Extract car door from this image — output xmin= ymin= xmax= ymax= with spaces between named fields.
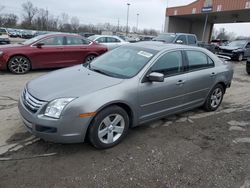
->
xmin=106 ymin=37 xmax=121 ymax=50
xmin=183 ymin=50 xmax=216 ymax=107
xmin=64 ymin=36 xmax=91 ymax=66
xmin=244 ymin=42 xmax=250 ymax=58
xmin=138 ymin=50 xmax=187 ymax=123
xmin=31 ymin=36 xmax=66 ymax=68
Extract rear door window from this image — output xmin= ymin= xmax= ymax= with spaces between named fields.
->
xmin=40 ymin=36 xmax=64 ymax=46
xmin=66 ymin=36 xmax=90 ymax=45
xmin=107 ymin=37 xmax=120 ymax=43
xmin=186 ymin=50 xmax=214 ymax=71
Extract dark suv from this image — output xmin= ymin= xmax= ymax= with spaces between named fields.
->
xmin=152 ymin=33 xmax=198 ymax=46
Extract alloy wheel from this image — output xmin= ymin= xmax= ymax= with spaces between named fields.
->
xmin=9 ymin=56 xmax=30 ymax=74
xmin=98 ymin=114 xmax=125 ymax=144
xmin=210 ymin=88 xmax=223 ymax=108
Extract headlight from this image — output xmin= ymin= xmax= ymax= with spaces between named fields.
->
xmin=45 ymin=98 xmax=75 ymax=119
xmin=232 ymin=49 xmax=241 ymax=53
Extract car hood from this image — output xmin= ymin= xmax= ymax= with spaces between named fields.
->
xmin=27 ymin=65 xmax=124 ymax=101
xmin=219 ymin=46 xmax=242 ymax=51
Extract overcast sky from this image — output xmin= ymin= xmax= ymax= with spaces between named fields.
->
xmin=1 ymin=0 xmax=250 ymax=36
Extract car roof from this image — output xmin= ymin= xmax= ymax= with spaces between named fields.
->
xmin=126 ymin=41 xmax=201 ymax=52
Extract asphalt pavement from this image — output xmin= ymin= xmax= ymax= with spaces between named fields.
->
xmin=0 ymin=62 xmax=250 ymax=188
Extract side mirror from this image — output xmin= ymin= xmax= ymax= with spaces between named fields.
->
xmin=34 ymin=42 xmax=45 ymax=48
xmin=176 ymin=40 xmax=183 ymax=44
xmin=147 ymin=72 xmax=164 ymax=82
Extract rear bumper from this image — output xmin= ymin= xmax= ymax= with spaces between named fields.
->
xmin=18 ymin=95 xmax=92 ymax=143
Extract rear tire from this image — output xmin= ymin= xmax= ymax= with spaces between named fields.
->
xmin=8 ymin=56 xmax=31 ymax=74
xmin=203 ymin=84 xmax=224 ymax=112
xmin=88 ymin=105 xmax=129 ymax=149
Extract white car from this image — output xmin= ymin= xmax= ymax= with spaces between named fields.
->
xmin=88 ymin=35 xmax=129 ymax=50
xmin=0 ymin=28 xmax=10 ymax=45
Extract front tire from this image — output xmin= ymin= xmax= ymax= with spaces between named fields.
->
xmin=8 ymin=56 xmax=31 ymax=74
xmin=204 ymin=84 xmax=224 ymax=111
xmin=237 ymin=53 xmax=243 ymax=61
xmin=88 ymin=105 xmax=129 ymax=149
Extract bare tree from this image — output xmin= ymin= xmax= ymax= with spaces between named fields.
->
xmin=71 ymin=16 xmax=79 ymax=32
xmin=21 ymin=1 xmax=38 ymax=28
xmin=0 ymin=13 xmax=18 ymax=27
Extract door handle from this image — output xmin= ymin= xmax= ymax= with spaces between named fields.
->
xmin=176 ymin=80 xmax=185 ymax=85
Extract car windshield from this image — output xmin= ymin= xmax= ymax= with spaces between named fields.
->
xmin=152 ymin=33 xmax=176 ymax=43
xmin=90 ymin=46 xmax=157 ymax=78
xmin=227 ymin=41 xmax=246 ymax=48
xmin=22 ymin=35 xmax=45 ymax=45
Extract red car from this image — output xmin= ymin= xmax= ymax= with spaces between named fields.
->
xmin=0 ymin=33 xmax=107 ymax=74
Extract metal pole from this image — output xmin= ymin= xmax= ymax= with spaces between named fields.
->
xmin=126 ymin=3 xmax=130 ymax=36
xmin=136 ymin=13 xmax=139 ymax=33
xmin=202 ymin=14 xmax=208 ymax=42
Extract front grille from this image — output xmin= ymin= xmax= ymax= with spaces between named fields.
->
xmin=22 ymin=89 xmax=45 ymax=113
xmin=220 ymin=49 xmax=233 ymax=54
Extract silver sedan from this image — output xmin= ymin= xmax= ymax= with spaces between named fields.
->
xmin=88 ymin=35 xmax=129 ymax=50
xmin=18 ymin=42 xmax=234 ymax=149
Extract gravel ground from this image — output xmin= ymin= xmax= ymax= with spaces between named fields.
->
xmin=0 ymin=62 xmax=250 ymax=188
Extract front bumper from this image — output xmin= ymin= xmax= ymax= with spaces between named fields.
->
xmin=218 ymin=51 xmax=240 ymax=59
xmin=18 ymin=95 xmax=92 ymax=143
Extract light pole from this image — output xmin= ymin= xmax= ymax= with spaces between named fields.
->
xmin=136 ymin=13 xmax=139 ymax=33
xmin=126 ymin=3 xmax=130 ymax=36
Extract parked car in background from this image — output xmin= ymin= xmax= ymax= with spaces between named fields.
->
xmin=153 ymin=33 xmax=198 ymax=46
xmin=88 ymin=35 xmax=129 ymax=50
xmin=218 ymin=40 xmax=250 ymax=61
xmin=198 ymin=41 xmax=216 ymax=53
xmin=7 ymin=29 xmax=18 ymax=38
xmin=211 ymin=39 xmax=229 ymax=49
xmin=34 ymin=31 xmax=49 ymax=37
xmin=0 ymin=28 xmax=10 ymax=45
xmin=21 ymin=30 xmax=34 ymax=39
xmin=18 ymin=42 xmax=233 ymax=149
xmin=247 ymin=58 xmax=250 ymax=75
xmin=0 ymin=33 xmax=107 ymax=74
xmin=140 ymin=36 xmax=154 ymax=41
